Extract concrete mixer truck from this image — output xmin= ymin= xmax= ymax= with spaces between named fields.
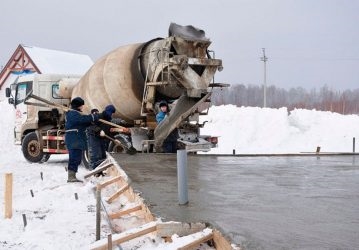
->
xmin=5 ymin=23 xmax=226 ymax=164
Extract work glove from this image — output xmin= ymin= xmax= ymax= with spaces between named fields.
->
xmin=100 ymin=130 xmax=106 ymax=137
xmin=93 ymin=126 xmax=101 ymax=133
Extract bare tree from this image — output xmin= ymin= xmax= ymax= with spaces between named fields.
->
xmin=211 ymin=84 xmax=359 ymax=115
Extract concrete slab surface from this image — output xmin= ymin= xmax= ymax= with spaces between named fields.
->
xmin=112 ymin=153 xmax=359 ymax=249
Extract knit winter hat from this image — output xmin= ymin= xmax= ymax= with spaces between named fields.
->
xmin=159 ymin=101 xmax=168 ymax=108
xmin=91 ymin=108 xmax=99 ymax=114
xmin=105 ymin=105 xmax=116 ymax=114
xmin=70 ymin=97 xmax=85 ymax=109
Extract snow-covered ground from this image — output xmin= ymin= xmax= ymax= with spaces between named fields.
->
xmin=0 ymin=98 xmax=218 ymax=249
xmin=1 ymin=96 xmax=359 ymax=249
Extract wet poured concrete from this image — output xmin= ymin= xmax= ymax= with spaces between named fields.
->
xmin=112 ymin=154 xmax=359 ymax=249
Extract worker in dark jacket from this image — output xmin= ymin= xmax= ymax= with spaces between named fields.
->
xmin=87 ymin=105 xmax=116 ymax=170
xmin=65 ymin=97 xmax=98 ymax=182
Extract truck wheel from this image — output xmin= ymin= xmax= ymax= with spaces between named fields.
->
xmin=108 ymin=141 xmax=125 ymax=153
xmin=82 ymin=149 xmax=90 ymax=169
xmin=22 ymin=132 xmax=45 ymax=163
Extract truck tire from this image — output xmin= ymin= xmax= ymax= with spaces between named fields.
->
xmin=108 ymin=141 xmax=125 ymax=153
xmin=22 ymin=132 xmax=45 ymax=163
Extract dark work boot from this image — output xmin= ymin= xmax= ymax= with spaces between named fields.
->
xmin=94 ymin=171 xmax=105 ymax=177
xmin=67 ymin=170 xmax=83 ymax=183
xmin=127 ymin=146 xmax=137 ymax=155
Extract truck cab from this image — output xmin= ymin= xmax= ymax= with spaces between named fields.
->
xmin=6 ymin=74 xmax=81 ymax=162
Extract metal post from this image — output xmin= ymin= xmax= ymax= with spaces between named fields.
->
xmin=261 ymin=48 xmax=268 ymax=108
xmin=353 ymin=137 xmax=356 ymax=153
xmin=96 ymin=188 xmax=101 ymax=241
xmin=177 ymin=150 xmax=188 ymax=205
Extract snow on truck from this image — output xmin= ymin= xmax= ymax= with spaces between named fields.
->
xmin=5 ymin=23 xmax=227 ymax=164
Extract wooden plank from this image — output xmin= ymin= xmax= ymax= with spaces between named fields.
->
xmin=177 ymin=232 xmax=214 ymax=250
xmin=140 ymin=204 xmax=155 ymax=222
xmin=4 ymin=173 xmax=13 ymax=218
xmin=84 ymin=163 xmax=113 ymax=179
xmin=106 ymin=184 xmax=129 ymax=203
xmin=125 ymin=186 xmax=136 ymax=202
xmin=90 ymin=221 xmax=157 ymax=250
xmin=108 ymin=205 xmax=142 ymax=219
xmin=213 ymin=229 xmax=236 ymax=250
xmin=157 ymin=222 xmax=206 ymax=237
xmin=97 ymin=175 xmax=123 ymax=190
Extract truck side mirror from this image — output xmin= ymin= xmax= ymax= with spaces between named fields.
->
xmin=5 ymin=88 xmax=11 ymax=97
xmin=8 ymin=98 xmax=14 ymax=105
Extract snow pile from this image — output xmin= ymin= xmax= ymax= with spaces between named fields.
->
xmin=200 ymin=105 xmax=359 ymax=154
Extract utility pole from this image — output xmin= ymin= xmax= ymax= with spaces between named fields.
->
xmin=261 ymin=48 xmax=268 ymax=108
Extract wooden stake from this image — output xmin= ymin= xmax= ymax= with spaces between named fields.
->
xmin=316 ymin=146 xmax=321 ymax=154
xmin=40 ymin=172 xmax=43 ymax=180
xmin=30 ymin=190 xmax=34 ymax=197
xmin=4 ymin=173 xmax=13 ymax=219
xmin=74 ymin=193 xmax=78 ymax=200
xmin=22 ymin=214 xmax=27 ymax=227
xmin=107 ymin=234 xmax=112 ymax=250
xmin=96 ymin=188 xmax=101 ymax=241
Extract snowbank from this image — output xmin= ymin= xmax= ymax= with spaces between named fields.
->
xmin=200 ymin=105 xmax=359 ymax=154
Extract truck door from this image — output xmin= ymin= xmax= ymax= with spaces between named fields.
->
xmin=14 ymin=81 xmax=32 ymax=143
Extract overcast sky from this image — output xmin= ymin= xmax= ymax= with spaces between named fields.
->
xmin=1 ymin=0 xmax=358 ymax=90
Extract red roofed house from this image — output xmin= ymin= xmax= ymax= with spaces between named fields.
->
xmin=0 ymin=44 xmax=93 ymax=93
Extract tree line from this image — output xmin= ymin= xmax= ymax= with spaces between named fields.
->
xmin=210 ymin=84 xmax=359 ymax=115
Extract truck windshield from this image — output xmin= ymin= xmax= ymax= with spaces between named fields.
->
xmin=15 ymin=81 xmax=32 ymax=105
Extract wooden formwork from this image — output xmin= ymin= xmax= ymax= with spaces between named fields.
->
xmin=86 ymin=158 xmax=239 ymax=250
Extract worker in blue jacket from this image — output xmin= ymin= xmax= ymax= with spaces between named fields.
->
xmin=65 ymin=97 xmax=98 ymax=182
xmin=87 ymin=105 xmax=116 ymax=170
xmin=156 ymin=101 xmax=178 ymax=153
